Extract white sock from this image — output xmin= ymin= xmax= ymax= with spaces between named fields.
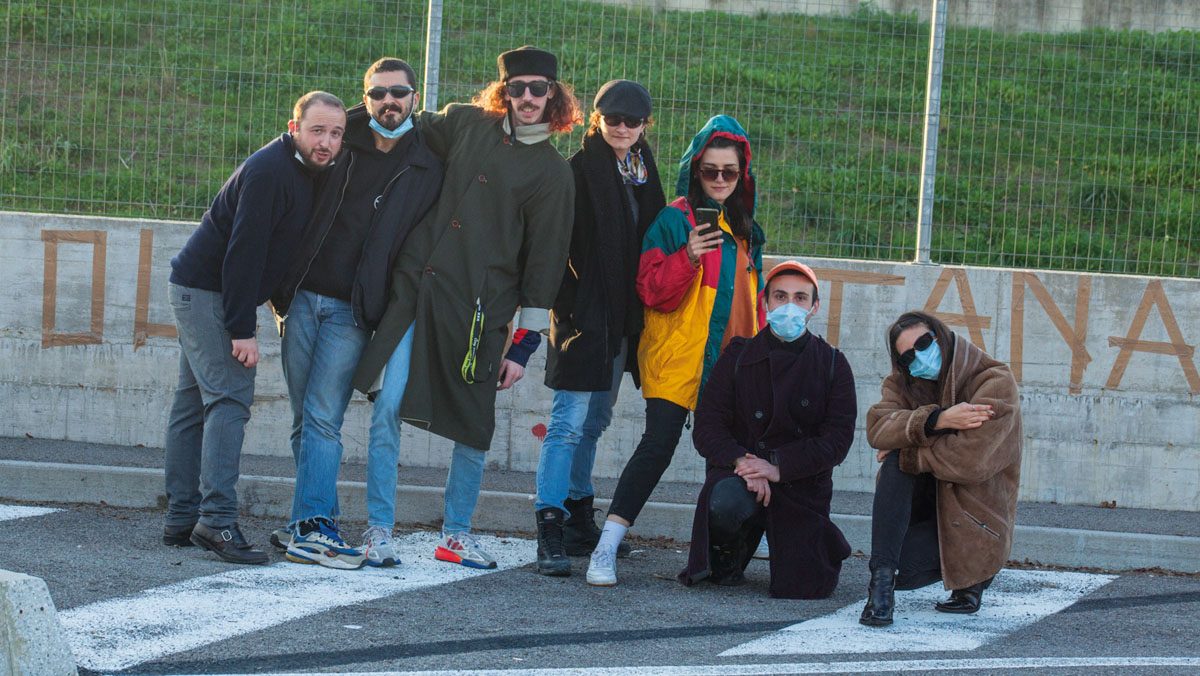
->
xmin=597 ymin=520 xmax=628 ymax=553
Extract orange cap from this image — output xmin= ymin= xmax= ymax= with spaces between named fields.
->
xmin=764 ymin=260 xmax=818 ymax=290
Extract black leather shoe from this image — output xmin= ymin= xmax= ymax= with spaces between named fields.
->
xmin=162 ymin=523 xmax=195 ymax=547
xmin=562 ymin=496 xmax=631 ymax=558
xmin=935 ymin=578 xmax=991 ymax=614
xmin=860 ymin=567 xmax=897 ymax=626
xmin=536 ymin=508 xmax=572 ymax=576
xmin=709 ymin=542 xmax=747 ymax=586
xmin=189 ymin=522 xmax=268 ymax=565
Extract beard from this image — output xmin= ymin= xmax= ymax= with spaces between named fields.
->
xmin=373 ymin=104 xmax=407 ymax=130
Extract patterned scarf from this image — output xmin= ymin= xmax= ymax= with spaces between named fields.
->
xmin=616 ymin=148 xmax=648 ymax=185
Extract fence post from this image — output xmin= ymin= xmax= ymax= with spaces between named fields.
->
xmin=423 ymin=0 xmax=444 ymax=112
xmin=915 ymin=0 xmax=947 ymax=264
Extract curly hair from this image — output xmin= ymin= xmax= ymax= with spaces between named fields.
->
xmin=471 ymin=80 xmax=583 ymax=133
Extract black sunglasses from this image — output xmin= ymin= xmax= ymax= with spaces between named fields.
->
xmin=897 ymin=332 xmax=936 ymax=368
xmin=504 ymin=80 xmax=552 ymax=98
xmin=698 ymin=167 xmax=739 ymax=182
xmin=602 ymin=114 xmax=645 ymax=128
xmin=365 ymin=85 xmax=415 ymax=100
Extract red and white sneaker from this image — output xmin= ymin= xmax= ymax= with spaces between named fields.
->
xmin=434 ymin=531 xmax=497 ymax=569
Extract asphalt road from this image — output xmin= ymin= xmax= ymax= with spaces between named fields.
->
xmin=2 ymin=501 xmax=1198 ymax=675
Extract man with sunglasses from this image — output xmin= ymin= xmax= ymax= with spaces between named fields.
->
xmin=352 ymin=46 xmax=579 ymax=570
xmin=269 ymin=57 xmax=444 ymax=570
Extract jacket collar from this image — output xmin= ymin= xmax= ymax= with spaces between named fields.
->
xmin=340 ymin=103 xmax=435 ymax=169
xmin=501 ymin=115 xmax=552 ymax=144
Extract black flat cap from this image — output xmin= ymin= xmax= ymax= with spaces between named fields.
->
xmin=498 ymin=46 xmax=557 ymax=81
xmin=593 ymin=79 xmax=652 ymax=119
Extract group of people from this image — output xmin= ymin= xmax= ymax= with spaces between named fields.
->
xmin=162 ymin=45 xmax=1023 ymax=623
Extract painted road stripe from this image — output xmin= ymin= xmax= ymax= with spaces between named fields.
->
xmin=0 ymin=504 xmax=61 ymax=521
xmin=180 ymin=656 xmax=1200 ymax=676
xmin=721 ymin=569 xmax=1115 ymax=656
xmin=62 ymin=532 xmax=535 ymax=672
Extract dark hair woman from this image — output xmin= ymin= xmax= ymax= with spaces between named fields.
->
xmin=860 ymin=311 xmax=1022 ymax=626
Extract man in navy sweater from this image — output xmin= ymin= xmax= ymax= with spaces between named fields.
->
xmin=163 ymin=91 xmax=346 ymax=565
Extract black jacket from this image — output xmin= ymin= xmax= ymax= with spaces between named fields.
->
xmin=271 ymin=104 xmax=444 ymax=331
xmin=544 ymin=132 xmax=665 ymax=391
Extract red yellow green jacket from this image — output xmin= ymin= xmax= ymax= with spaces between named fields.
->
xmin=636 ymin=115 xmax=766 ymax=410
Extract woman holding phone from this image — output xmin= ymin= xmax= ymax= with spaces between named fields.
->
xmin=860 ymin=311 xmax=1022 ymax=626
xmin=587 ymin=114 xmax=765 ymax=586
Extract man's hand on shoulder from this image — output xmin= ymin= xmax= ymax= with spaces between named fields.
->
xmin=231 ymin=337 xmax=259 ymax=368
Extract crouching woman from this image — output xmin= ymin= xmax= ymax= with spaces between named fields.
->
xmin=860 ymin=311 xmax=1021 ymax=626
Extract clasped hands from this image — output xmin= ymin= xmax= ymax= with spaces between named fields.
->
xmin=734 ymin=453 xmax=780 ymax=506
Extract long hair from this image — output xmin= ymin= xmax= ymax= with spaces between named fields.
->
xmin=686 ymin=135 xmax=751 ymax=240
xmin=471 ymin=80 xmax=583 ymax=133
xmin=886 ymin=310 xmax=955 ymax=402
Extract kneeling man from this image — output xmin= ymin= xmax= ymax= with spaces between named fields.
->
xmin=678 ymin=261 xmax=857 ymax=598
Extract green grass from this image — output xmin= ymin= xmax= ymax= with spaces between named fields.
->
xmin=1 ymin=1 xmax=1197 ymax=277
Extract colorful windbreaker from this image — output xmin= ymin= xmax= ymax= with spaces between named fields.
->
xmin=635 ymin=115 xmax=766 ymax=410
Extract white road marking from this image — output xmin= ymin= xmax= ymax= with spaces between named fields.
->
xmin=721 ymin=569 xmax=1115 ymax=656
xmin=62 ymin=532 xmax=535 ymax=672
xmin=0 ymin=504 xmax=61 ymax=521
xmin=175 ymin=656 xmax=1200 ymax=676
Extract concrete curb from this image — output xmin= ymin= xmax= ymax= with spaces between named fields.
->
xmin=0 ymin=570 xmax=77 ymax=676
xmin=2 ymin=459 xmax=1198 ymax=574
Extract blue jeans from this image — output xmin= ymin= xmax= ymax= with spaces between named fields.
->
xmin=163 ymin=284 xmax=257 ymax=529
xmin=535 ymin=340 xmax=626 ymax=514
xmin=366 ymin=324 xmax=415 ymax=528
xmin=281 ymin=290 xmax=369 ymax=524
xmin=443 ymin=442 xmax=488 ymax=534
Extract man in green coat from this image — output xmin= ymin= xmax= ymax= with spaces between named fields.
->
xmin=353 ymin=46 xmax=580 ymax=569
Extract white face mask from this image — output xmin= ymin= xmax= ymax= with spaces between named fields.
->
xmin=767 ymin=302 xmax=811 ymax=342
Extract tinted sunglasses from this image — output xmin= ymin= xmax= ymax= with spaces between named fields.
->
xmin=365 ymin=85 xmax=415 ymax=100
xmin=602 ymin=114 xmax=645 ymax=128
xmin=504 ymin=80 xmax=552 ymax=98
xmin=897 ymin=331 xmax=936 ymax=368
xmin=698 ymin=167 xmax=739 ymax=182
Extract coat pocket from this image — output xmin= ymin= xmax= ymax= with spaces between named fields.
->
xmin=961 ymin=509 xmax=1002 ymax=540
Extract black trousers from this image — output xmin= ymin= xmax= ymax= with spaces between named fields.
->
xmin=608 ymin=398 xmax=689 ymax=525
xmin=869 ymin=452 xmax=943 ymax=590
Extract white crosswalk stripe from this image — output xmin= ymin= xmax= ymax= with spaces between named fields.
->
xmin=720 ymin=569 xmax=1116 ymax=656
xmin=61 ymin=532 xmax=536 ymax=672
xmin=0 ymin=504 xmax=61 ymax=521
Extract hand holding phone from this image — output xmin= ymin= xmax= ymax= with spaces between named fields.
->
xmin=694 ymin=207 xmax=721 ymax=237
xmin=686 ymin=207 xmax=724 ymax=265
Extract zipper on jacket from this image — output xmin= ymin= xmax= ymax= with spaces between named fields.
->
xmin=962 ymin=510 xmax=1002 ymax=539
xmin=350 ymin=165 xmax=413 ymax=328
xmin=285 ymin=152 xmax=356 ymax=321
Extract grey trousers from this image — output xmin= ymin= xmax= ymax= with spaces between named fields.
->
xmin=163 ymin=283 xmax=256 ymax=528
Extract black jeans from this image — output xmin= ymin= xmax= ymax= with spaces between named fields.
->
xmin=608 ymin=398 xmax=689 ymax=525
xmin=869 ymin=451 xmax=942 ymax=590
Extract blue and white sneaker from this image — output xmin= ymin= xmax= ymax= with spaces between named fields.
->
xmin=285 ymin=518 xmax=366 ymax=570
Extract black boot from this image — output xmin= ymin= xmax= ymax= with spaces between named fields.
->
xmin=562 ymin=496 xmax=630 ymax=558
xmin=935 ymin=577 xmax=991 ymax=614
xmin=709 ymin=542 xmax=747 ymax=586
xmin=535 ymin=508 xmax=571 ymax=576
xmin=860 ymin=567 xmax=897 ymax=626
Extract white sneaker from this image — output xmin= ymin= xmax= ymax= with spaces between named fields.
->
xmin=586 ymin=545 xmax=618 ymax=586
xmin=362 ymin=525 xmax=399 ymax=567
xmin=434 ymin=531 xmax=497 ymax=569
xmin=752 ymin=535 xmax=770 ymax=560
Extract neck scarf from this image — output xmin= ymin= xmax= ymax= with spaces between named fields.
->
xmin=617 ymin=148 xmax=648 ymax=185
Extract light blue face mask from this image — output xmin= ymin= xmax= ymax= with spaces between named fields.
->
xmin=908 ymin=339 xmax=942 ymax=380
xmin=766 ymin=302 xmax=812 ymax=342
xmin=369 ymin=113 xmax=413 ymax=139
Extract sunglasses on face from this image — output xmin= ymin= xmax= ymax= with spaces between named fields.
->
xmin=698 ymin=167 xmax=739 ymax=182
xmin=897 ymin=331 xmax=936 ymax=368
xmin=504 ymin=80 xmax=552 ymax=98
xmin=365 ymin=85 xmax=415 ymax=100
xmin=602 ymin=114 xmax=645 ymax=129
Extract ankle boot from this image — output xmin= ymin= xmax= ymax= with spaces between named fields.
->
xmin=709 ymin=541 xmax=747 ymax=586
xmin=563 ymin=496 xmax=630 ymax=557
xmin=859 ymin=567 xmax=897 ymax=626
xmin=535 ymin=508 xmax=571 ymax=576
xmin=935 ymin=577 xmax=991 ymax=614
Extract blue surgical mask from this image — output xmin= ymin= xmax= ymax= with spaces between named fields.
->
xmin=369 ymin=114 xmax=413 ymax=139
xmin=767 ymin=303 xmax=811 ymax=342
xmin=908 ymin=339 xmax=942 ymax=380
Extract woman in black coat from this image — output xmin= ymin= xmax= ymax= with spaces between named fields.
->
xmin=532 ymin=80 xmax=666 ymax=576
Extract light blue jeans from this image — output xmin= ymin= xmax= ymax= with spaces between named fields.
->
xmin=281 ymin=291 xmax=369 ymax=525
xmin=443 ymin=442 xmax=488 ymax=534
xmin=534 ymin=340 xmax=626 ymax=515
xmin=365 ymin=324 xmax=415 ymax=528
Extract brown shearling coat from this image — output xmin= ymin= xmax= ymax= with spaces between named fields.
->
xmin=865 ymin=333 xmax=1021 ymax=590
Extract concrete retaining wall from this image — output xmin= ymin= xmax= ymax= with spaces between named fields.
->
xmin=2 ymin=211 xmax=1197 ymax=510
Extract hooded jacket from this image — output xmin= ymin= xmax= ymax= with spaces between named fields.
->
xmin=635 ymin=115 xmax=766 ymax=410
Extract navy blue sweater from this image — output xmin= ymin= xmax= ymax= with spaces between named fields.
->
xmin=170 ymin=134 xmax=316 ymax=338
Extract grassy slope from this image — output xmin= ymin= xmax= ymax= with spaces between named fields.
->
xmin=1 ymin=1 xmax=1196 ymax=276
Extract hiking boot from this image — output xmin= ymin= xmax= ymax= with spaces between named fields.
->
xmin=563 ymin=496 xmax=630 ymax=558
xmin=189 ymin=522 xmax=268 ymax=565
xmin=268 ymin=526 xmax=293 ymax=551
xmin=285 ymin=517 xmax=366 ymax=570
xmin=434 ymin=531 xmax=497 ymax=569
xmin=162 ymin=523 xmax=195 ymax=547
xmin=586 ymin=544 xmax=618 ymax=587
xmin=535 ymin=508 xmax=571 ymax=577
xmin=361 ymin=525 xmax=399 ymax=568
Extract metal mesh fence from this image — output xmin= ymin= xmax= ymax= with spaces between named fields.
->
xmin=1 ymin=1 xmax=1197 ymax=277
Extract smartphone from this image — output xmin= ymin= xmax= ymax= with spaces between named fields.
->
xmin=695 ymin=208 xmax=721 ymax=237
